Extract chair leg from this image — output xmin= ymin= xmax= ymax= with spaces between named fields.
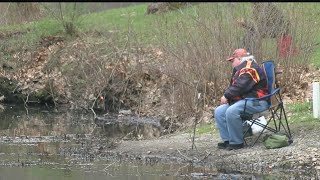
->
xmin=271 ymin=104 xmax=293 ymax=144
xmin=278 ymin=96 xmax=293 ymax=144
xmin=273 ymin=106 xmax=282 ymax=131
xmin=243 ymin=121 xmax=254 ymax=146
xmin=280 ymin=105 xmax=293 ymax=142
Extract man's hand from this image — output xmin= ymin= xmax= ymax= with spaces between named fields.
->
xmin=220 ymin=96 xmax=228 ymax=104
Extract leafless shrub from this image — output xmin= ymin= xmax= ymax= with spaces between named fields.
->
xmin=272 ymin=3 xmax=318 ymax=93
xmin=152 ymin=3 xmax=240 ymax=121
xmin=0 ymin=3 xmax=43 ymax=25
xmin=151 ymin=3 xmax=318 ymax=123
xmin=57 ymin=33 xmax=126 ymax=110
xmin=41 ymin=3 xmax=84 ymax=36
xmin=52 ymin=28 xmax=161 ymax=115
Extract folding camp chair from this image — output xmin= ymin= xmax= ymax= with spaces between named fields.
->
xmin=241 ymin=60 xmax=293 ymax=146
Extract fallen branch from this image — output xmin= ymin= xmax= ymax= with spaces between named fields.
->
xmin=103 ymin=161 xmax=117 ymax=172
xmin=0 ymin=104 xmax=4 ymax=110
xmin=196 ymin=150 xmax=212 ymax=163
xmin=22 ymin=93 xmax=30 ymax=115
xmin=0 ymin=95 xmax=4 ymax=102
xmin=176 ymin=148 xmax=197 ymax=162
xmin=173 ymin=163 xmax=190 ymax=176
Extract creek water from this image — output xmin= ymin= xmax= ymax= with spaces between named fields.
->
xmin=0 ymin=105 xmax=315 ymax=179
xmin=0 ymin=105 xmax=224 ymax=180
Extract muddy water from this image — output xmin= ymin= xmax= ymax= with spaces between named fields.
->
xmin=0 ymin=105 xmax=302 ymax=179
xmin=0 ymin=105 xmax=221 ymax=179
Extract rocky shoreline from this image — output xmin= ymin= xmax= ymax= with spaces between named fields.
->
xmin=97 ymin=129 xmax=320 ymax=178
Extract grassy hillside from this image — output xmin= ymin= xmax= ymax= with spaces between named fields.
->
xmin=1 ymin=3 xmax=320 ymax=66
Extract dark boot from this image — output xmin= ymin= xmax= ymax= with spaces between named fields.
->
xmin=226 ymin=143 xmax=244 ymax=150
xmin=217 ymin=141 xmax=229 ymax=149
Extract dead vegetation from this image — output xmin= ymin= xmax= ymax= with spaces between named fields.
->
xmin=146 ymin=2 xmax=191 ymax=15
xmin=0 ymin=3 xmax=319 ymax=132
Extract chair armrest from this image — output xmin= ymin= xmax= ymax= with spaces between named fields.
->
xmin=244 ymin=88 xmax=280 ymax=101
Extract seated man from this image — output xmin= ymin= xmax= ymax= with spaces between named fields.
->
xmin=214 ymin=48 xmax=269 ymax=150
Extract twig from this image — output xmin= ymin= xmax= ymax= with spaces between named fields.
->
xmin=90 ymin=107 xmax=97 ymax=119
xmin=136 ymin=88 xmax=142 ymax=138
xmin=196 ymin=150 xmax=211 ymax=163
xmin=173 ymin=163 xmax=190 ymax=176
xmin=48 ymin=78 xmax=57 ymax=107
xmin=0 ymin=95 xmax=4 ymax=102
xmin=40 ymin=3 xmax=60 ymax=21
xmin=192 ymin=82 xmax=201 ymax=150
xmin=168 ymin=83 xmax=175 ymax=133
xmin=176 ymin=148 xmax=197 ymax=162
xmin=103 ymin=161 xmax=117 ymax=172
xmin=121 ymin=129 xmax=136 ymax=140
xmin=71 ymin=3 xmax=77 ymax=23
xmin=88 ymin=25 xmax=131 ymax=117
xmin=58 ymin=3 xmax=64 ymax=24
xmin=0 ymin=3 xmax=11 ymax=25
xmin=12 ymin=84 xmax=20 ymax=93
xmin=22 ymin=93 xmax=29 ymax=115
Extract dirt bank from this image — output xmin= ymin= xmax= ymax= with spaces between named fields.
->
xmin=100 ymin=127 xmax=320 ymax=178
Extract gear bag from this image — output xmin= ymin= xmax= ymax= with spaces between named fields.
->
xmin=263 ymin=134 xmax=289 ymax=149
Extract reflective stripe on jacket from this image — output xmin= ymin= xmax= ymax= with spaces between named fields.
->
xmin=224 ymin=60 xmax=268 ymax=104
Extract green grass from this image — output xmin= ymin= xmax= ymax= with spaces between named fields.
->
xmin=186 ymin=121 xmax=217 ymax=136
xmin=194 ymin=123 xmax=214 ymax=135
xmin=287 ymin=101 xmax=311 ymax=113
xmin=0 ymin=3 xmax=252 ymax=47
xmin=77 ymin=4 xmax=149 ymax=32
xmin=311 ymin=47 xmax=320 ymax=68
xmin=30 ymin=18 xmax=64 ymax=37
xmin=1 ymin=3 xmax=320 ymax=65
xmin=286 ymin=102 xmax=320 ymax=131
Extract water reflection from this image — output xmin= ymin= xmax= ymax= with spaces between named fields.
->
xmin=0 ymin=105 xmax=186 ymax=179
xmin=0 ymin=105 xmax=317 ymax=179
xmin=0 ymin=105 xmax=241 ymax=179
xmin=0 ymin=162 xmax=257 ymax=180
xmin=0 ymin=165 xmax=175 ymax=180
xmin=0 ymin=105 xmax=95 ymax=137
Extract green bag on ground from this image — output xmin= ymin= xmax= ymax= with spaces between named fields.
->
xmin=263 ymin=134 xmax=289 ymax=149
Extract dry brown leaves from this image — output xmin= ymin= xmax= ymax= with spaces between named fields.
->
xmin=2 ymin=36 xmax=66 ymax=101
xmin=282 ymin=67 xmax=320 ymax=104
xmin=1 ymin=33 xmax=319 ymax=118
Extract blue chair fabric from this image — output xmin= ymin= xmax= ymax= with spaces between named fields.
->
xmin=241 ymin=61 xmax=293 ymax=146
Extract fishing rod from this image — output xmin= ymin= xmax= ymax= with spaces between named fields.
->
xmin=142 ymin=63 xmax=204 ymax=151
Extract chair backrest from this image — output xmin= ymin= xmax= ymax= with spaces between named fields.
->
xmin=261 ymin=61 xmax=276 ymax=107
